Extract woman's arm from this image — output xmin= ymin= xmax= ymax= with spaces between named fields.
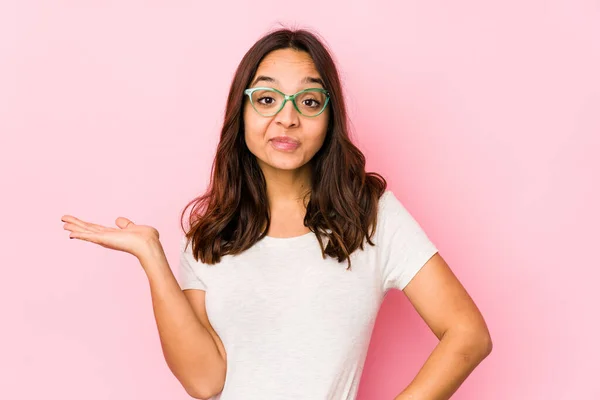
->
xmin=393 ymin=253 xmax=493 ymax=400
xmin=62 ymin=215 xmax=226 ymax=398
xmin=140 ymin=243 xmax=226 ymax=399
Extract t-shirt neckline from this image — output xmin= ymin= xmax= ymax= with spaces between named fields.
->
xmin=261 ymin=230 xmax=314 ymax=244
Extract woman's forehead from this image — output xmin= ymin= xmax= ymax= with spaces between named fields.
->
xmin=254 ymin=49 xmax=321 ymax=85
xmin=249 ymin=74 xmax=325 ymax=90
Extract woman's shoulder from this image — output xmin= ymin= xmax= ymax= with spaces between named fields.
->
xmin=377 ymin=189 xmax=403 ymax=215
xmin=375 ymin=189 xmax=424 ymax=232
xmin=179 ymin=235 xmax=191 ymax=253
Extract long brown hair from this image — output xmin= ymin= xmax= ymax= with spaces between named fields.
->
xmin=180 ymin=27 xmax=387 ymax=269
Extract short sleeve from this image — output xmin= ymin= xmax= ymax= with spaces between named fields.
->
xmin=177 ymin=236 xmax=207 ymax=291
xmin=377 ymin=191 xmax=438 ymax=292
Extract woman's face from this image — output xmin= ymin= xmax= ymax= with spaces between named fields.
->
xmin=243 ymin=48 xmax=330 ymax=173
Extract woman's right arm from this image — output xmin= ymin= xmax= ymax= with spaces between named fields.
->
xmin=140 ymin=243 xmax=226 ymax=399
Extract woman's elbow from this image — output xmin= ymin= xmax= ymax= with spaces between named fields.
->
xmin=182 ymin=369 xmax=225 ymax=399
xmin=480 ymin=331 xmax=493 ymax=357
xmin=470 ymin=327 xmax=493 ymax=359
xmin=450 ymin=324 xmax=493 ymax=360
xmin=185 ymin=381 xmax=223 ymax=400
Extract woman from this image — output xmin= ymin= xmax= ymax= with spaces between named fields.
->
xmin=62 ymin=28 xmax=492 ymax=400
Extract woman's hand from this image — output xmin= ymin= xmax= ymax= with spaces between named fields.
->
xmin=61 ymin=214 xmax=161 ymax=261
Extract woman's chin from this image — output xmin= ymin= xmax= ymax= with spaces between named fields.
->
xmin=270 ymin=162 xmax=304 ymax=171
xmin=263 ymin=156 xmax=307 ymax=172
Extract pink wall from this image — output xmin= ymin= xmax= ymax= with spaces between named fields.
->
xmin=2 ymin=1 xmax=598 ymax=399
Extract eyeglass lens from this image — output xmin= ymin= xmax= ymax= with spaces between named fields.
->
xmin=250 ymin=89 xmax=327 ymax=116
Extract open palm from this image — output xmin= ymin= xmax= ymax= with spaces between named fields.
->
xmin=61 ymin=215 xmax=160 ymax=259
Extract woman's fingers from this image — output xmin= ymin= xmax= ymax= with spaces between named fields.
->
xmin=61 ymin=215 xmax=109 ymax=232
xmin=69 ymin=230 xmax=97 ymax=242
xmin=115 ymin=217 xmax=135 ymax=230
xmin=68 ymin=230 xmax=115 ymax=251
xmin=66 ymin=225 xmax=117 ymax=248
xmin=62 ymin=215 xmax=160 ymax=258
xmin=63 ymin=222 xmax=106 ymax=245
xmin=63 ymin=222 xmax=89 ymax=234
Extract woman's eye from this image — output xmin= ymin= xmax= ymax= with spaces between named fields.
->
xmin=303 ymin=99 xmax=320 ymax=108
xmin=257 ymin=96 xmax=275 ymax=105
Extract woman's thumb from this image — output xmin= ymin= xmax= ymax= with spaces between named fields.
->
xmin=115 ymin=217 xmax=135 ymax=229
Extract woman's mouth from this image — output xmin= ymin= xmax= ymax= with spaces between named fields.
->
xmin=270 ymin=137 xmax=300 ymax=152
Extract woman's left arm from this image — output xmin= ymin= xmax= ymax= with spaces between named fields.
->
xmin=393 ymin=253 xmax=493 ymax=400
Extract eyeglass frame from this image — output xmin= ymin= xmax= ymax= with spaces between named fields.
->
xmin=243 ymin=86 xmax=331 ymax=118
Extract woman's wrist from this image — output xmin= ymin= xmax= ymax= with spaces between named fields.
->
xmin=137 ymin=239 xmax=168 ymax=272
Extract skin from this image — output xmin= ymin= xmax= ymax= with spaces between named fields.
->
xmin=61 ymin=47 xmax=492 ymax=399
xmin=393 ymin=254 xmax=493 ymax=399
xmin=243 ymin=48 xmax=330 ymax=238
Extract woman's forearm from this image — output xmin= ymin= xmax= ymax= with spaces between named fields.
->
xmin=394 ymin=327 xmax=492 ymax=400
xmin=139 ymin=243 xmax=225 ymax=399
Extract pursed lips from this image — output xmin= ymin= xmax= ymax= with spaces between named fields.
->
xmin=269 ymin=136 xmax=301 ymax=151
xmin=269 ymin=136 xmax=300 ymax=144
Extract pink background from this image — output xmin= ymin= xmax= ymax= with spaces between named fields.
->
xmin=2 ymin=1 xmax=599 ymax=399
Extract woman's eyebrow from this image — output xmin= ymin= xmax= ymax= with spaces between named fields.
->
xmin=250 ymin=75 xmax=325 ymax=87
xmin=302 ymin=76 xmax=325 ymax=87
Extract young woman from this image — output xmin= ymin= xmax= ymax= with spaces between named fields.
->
xmin=62 ymin=28 xmax=492 ymax=400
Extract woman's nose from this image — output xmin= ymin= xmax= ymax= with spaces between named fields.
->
xmin=274 ymin=100 xmax=299 ymax=128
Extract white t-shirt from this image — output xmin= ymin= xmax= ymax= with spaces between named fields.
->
xmin=177 ymin=190 xmax=438 ymax=400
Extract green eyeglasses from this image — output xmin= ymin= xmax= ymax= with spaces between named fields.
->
xmin=244 ymin=87 xmax=330 ymax=117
